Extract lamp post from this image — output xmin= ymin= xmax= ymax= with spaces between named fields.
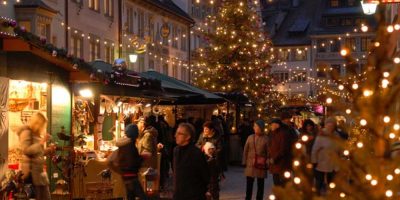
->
xmin=361 ymin=0 xmax=379 ymax=15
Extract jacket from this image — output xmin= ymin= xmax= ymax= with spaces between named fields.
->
xmin=115 ymin=137 xmax=142 ymax=176
xmin=173 ymin=144 xmax=210 ymax=200
xmin=18 ymin=126 xmax=49 ymax=186
xmin=242 ymin=134 xmax=268 ymax=178
xmin=137 ymin=126 xmax=158 ymax=170
xmin=311 ymin=134 xmax=340 ymax=173
xmin=268 ymin=127 xmax=293 ymax=174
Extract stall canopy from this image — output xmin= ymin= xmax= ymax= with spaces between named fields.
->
xmin=140 ymin=70 xmax=225 ymax=105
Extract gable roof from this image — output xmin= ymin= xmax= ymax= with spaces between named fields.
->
xmin=145 ymin=0 xmax=195 ymax=24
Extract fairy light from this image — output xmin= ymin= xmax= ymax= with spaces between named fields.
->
xmin=346 ymin=109 xmax=352 ymax=114
xmin=382 ymin=79 xmax=389 ymax=88
xmin=383 ymin=72 xmax=390 ymax=78
xmin=366 ymin=174 xmax=372 ymax=180
xmin=329 ymin=182 xmax=336 ymax=189
xmin=371 ymin=179 xmax=378 ymax=186
xmin=340 ymin=193 xmax=346 ymax=198
xmin=338 ymin=85 xmax=344 ymax=90
xmin=295 ymin=142 xmax=302 ymax=149
xmin=387 ymin=25 xmax=394 ymax=33
xmin=340 ymin=49 xmax=349 ymax=56
xmin=269 ymin=195 xmax=276 ymax=200
xmin=284 ymin=171 xmax=291 ymax=178
xmin=343 ymin=150 xmax=350 ymax=156
xmin=360 ymin=119 xmax=367 ymax=126
xmin=357 ymin=142 xmax=363 ymax=148
xmin=395 ymin=168 xmax=400 ymax=174
xmin=386 ymin=190 xmax=393 ymax=197
xmin=389 ymin=133 xmax=395 ymax=139
xmin=361 ymin=25 xmax=368 ymax=32
xmin=294 ymin=177 xmax=301 ymax=184
xmin=301 ymin=135 xmax=309 ymax=142
xmin=395 ymin=24 xmax=400 ymax=30
xmin=326 ymin=97 xmax=333 ymax=104
xmin=352 ymin=83 xmax=359 ymax=90
xmin=363 ymin=89 xmax=373 ymax=97
xmin=394 ymin=57 xmax=400 ymax=64
xmin=394 ymin=124 xmax=400 ymax=131
xmin=293 ymin=160 xmax=300 ymax=167
xmin=384 ymin=116 xmax=391 ymax=123
xmin=386 ymin=174 xmax=393 ymax=181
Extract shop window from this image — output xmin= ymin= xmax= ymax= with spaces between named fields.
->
xmin=70 ymin=34 xmax=83 ymax=58
xmin=7 ymin=80 xmax=48 ymax=165
xmin=104 ymin=0 xmax=113 ymax=17
xmin=126 ymin=7 xmax=134 ymax=34
xmin=163 ymin=63 xmax=169 ymax=75
xmin=326 ymin=17 xmax=339 ymax=27
xmin=88 ymin=0 xmax=99 ymax=11
xmin=37 ymin=22 xmax=50 ymax=42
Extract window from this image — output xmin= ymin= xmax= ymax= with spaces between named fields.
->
xmin=292 ymin=71 xmax=307 ymax=83
xmin=278 ymin=50 xmax=290 ymax=61
xmin=181 ymin=27 xmax=187 ymax=51
xmin=172 ymin=25 xmax=178 ymax=48
xmin=127 ymin=7 xmax=134 ymax=34
xmin=330 ymin=0 xmax=339 ymax=7
xmin=345 ymin=38 xmax=357 ymax=51
xmin=104 ymin=0 xmax=113 ymax=17
xmin=330 ymin=40 xmax=340 ymax=52
xmin=70 ymin=34 xmax=83 ymax=58
xmin=331 ymin=64 xmax=341 ymax=76
xmin=341 ymin=18 xmax=353 ymax=26
xmin=19 ymin=21 xmax=31 ymax=32
xmin=156 ymin=23 xmax=161 ymax=42
xmin=139 ymin=55 xmax=145 ymax=72
xmin=149 ymin=59 xmax=154 ymax=70
xmin=326 ymin=17 xmax=339 ymax=27
xmin=181 ymin=67 xmax=187 ymax=82
xmin=317 ymin=40 xmax=327 ymax=53
xmin=104 ymin=42 xmax=114 ymax=63
xmin=148 ymin=15 xmax=154 ymax=42
xmin=162 ymin=25 xmax=169 ymax=46
xmin=88 ymin=0 xmax=99 ymax=11
xmin=37 ymin=23 xmax=50 ymax=42
xmin=273 ymin=72 xmax=289 ymax=82
xmin=293 ymin=49 xmax=307 ymax=61
xmin=138 ymin=11 xmax=145 ymax=38
xmin=163 ymin=63 xmax=169 ymax=75
xmin=361 ymin=37 xmax=370 ymax=52
xmin=172 ymin=65 xmax=178 ymax=78
xmin=89 ymin=36 xmax=100 ymax=61
xmin=317 ymin=70 xmax=327 ymax=78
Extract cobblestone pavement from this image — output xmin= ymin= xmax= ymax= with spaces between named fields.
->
xmin=220 ymin=166 xmax=273 ymax=200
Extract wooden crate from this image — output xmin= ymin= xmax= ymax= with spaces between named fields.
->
xmin=85 ymin=182 xmax=113 ymax=200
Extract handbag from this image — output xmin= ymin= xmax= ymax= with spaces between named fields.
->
xmin=253 ymin=136 xmax=267 ymax=170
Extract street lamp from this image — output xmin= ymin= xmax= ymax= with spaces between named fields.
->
xmin=129 ymin=53 xmax=138 ymax=63
xmin=361 ymin=0 xmax=379 ymax=15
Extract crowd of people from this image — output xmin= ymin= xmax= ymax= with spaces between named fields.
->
xmin=17 ymin=111 xmax=348 ymax=200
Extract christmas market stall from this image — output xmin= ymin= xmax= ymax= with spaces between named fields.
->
xmin=71 ymin=60 xmax=165 ymax=199
xmin=0 ymin=22 xmax=92 ymax=199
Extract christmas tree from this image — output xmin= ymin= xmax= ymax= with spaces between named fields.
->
xmin=270 ymin=6 xmax=400 ymax=200
xmin=192 ymin=0 xmax=281 ymax=117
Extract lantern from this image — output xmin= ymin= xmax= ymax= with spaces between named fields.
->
xmin=143 ymin=168 xmax=158 ymax=196
xmin=361 ymin=0 xmax=379 ymax=15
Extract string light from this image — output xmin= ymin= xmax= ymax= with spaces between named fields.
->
xmin=360 ymin=119 xmax=367 ymax=126
xmin=294 ymin=177 xmax=301 ymax=184
xmin=371 ymin=179 xmax=378 ymax=186
xmin=363 ymin=89 xmax=373 ymax=97
xmin=384 ymin=116 xmax=391 ymax=123
xmin=357 ymin=142 xmax=363 ymax=148
xmin=346 ymin=109 xmax=352 ymax=114
xmin=389 ymin=133 xmax=395 ymax=139
xmin=394 ymin=124 xmax=400 ymax=131
xmin=387 ymin=174 xmax=393 ymax=181
xmin=386 ymin=190 xmax=393 ymax=197
xmin=366 ymin=174 xmax=372 ymax=180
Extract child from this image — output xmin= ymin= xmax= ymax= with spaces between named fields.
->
xmin=203 ymin=142 xmax=220 ymax=200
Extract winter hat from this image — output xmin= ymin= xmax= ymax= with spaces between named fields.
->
xmin=203 ymin=142 xmax=215 ymax=156
xmin=125 ymin=124 xmax=139 ymax=140
xmin=254 ymin=119 xmax=266 ymax=131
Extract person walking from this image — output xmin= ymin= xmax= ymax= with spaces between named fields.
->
xmin=311 ymin=117 xmax=340 ymax=195
xmin=299 ymin=119 xmax=318 ymax=156
xmin=203 ymin=142 xmax=220 ymax=200
xmin=242 ymin=120 xmax=268 ymax=200
xmin=18 ymin=112 xmax=55 ymax=200
xmin=173 ymin=123 xmax=210 ymax=200
xmin=196 ymin=121 xmax=222 ymax=163
xmin=115 ymin=124 xmax=147 ymax=200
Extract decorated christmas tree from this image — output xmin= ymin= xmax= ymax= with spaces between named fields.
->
xmin=192 ymin=0 xmax=281 ymax=117
xmin=270 ymin=6 xmax=400 ymax=200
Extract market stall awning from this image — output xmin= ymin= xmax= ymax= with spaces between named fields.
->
xmin=140 ymin=70 xmax=226 ymax=105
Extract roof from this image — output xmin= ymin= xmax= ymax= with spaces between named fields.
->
xmin=140 ymin=70 xmax=225 ymax=104
xmin=264 ymin=0 xmax=318 ymax=46
xmin=144 ymin=0 xmax=195 ymax=24
xmin=14 ymin=0 xmax=58 ymax=13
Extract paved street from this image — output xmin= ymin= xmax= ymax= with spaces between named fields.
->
xmin=220 ymin=166 xmax=273 ymax=200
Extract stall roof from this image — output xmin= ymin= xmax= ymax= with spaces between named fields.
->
xmin=140 ymin=70 xmax=225 ymax=104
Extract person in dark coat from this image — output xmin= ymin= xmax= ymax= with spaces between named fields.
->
xmin=299 ymin=119 xmax=318 ymax=156
xmin=115 ymin=124 xmax=147 ymax=200
xmin=196 ymin=121 xmax=222 ymax=164
xmin=268 ymin=118 xmax=292 ymax=187
xmin=173 ymin=123 xmax=210 ymax=200
xmin=203 ymin=142 xmax=220 ymax=200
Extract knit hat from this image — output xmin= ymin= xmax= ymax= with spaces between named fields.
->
xmin=254 ymin=119 xmax=266 ymax=131
xmin=125 ymin=124 xmax=139 ymax=140
xmin=203 ymin=142 xmax=215 ymax=157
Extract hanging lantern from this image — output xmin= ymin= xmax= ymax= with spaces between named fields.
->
xmin=142 ymin=168 xmax=158 ymax=196
xmin=361 ymin=0 xmax=379 ymax=15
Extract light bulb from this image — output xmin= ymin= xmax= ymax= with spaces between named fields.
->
xmin=386 ymin=190 xmax=393 ymax=197
xmin=343 ymin=150 xmax=350 ymax=156
xmin=269 ymin=195 xmax=276 ymax=200
xmin=395 ymin=168 xmax=400 ymax=174
xmin=389 ymin=133 xmax=395 ymax=139
xmin=340 ymin=193 xmax=346 ymax=198
xmin=326 ymin=97 xmax=333 ymax=104
xmin=394 ymin=124 xmax=400 ymax=130
xmin=294 ymin=177 xmax=301 ymax=184
xmin=382 ymin=79 xmax=389 ymax=88
xmin=363 ymin=89 xmax=373 ymax=97
xmin=361 ymin=25 xmax=368 ymax=32
xmin=374 ymin=42 xmax=380 ymax=47
xmin=394 ymin=57 xmax=400 ymax=64
xmin=384 ymin=116 xmax=391 ymax=123
xmin=329 ymin=182 xmax=336 ymax=189
xmin=284 ymin=171 xmax=291 ymax=178
xmin=360 ymin=119 xmax=367 ymax=126
xmin=366 ymin=174 xmax=372 ymax=180
xmin=357 ymin=142 xmax=363 ymax=148
xmin=301 ymin=135 xmax=309 ymax=142
xmin=293 ymin=160 xmax=300 ymax=167
xmin=387 ymin=25 xmax=394 ymax=33
xmin=338 ymin=85 xmax=344 ymax=90
xmin=395 ymin=24 xmax=400 ymax=30
xmin=352 ymin=83 xmax=359 ymax=90
xmin=346 ymin=109 xmax=351 ymax=114
xmin=295 ymin=143 xmax=302 ymax=149
xmin=340 ymin=49 xmax=348 ymax=56
xmin=371 ymin=179 xmax=378 ymax=186
xmin=383 ymin=72 xmax=390 ymax=77
xmin=387 ymin=174 xmax=393 ymax=181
